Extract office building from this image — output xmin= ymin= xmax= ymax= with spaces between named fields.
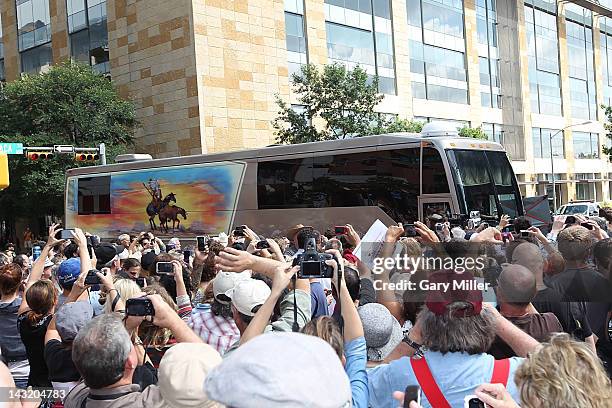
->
xmin=0 ymin=0 xmax=611 ymax=203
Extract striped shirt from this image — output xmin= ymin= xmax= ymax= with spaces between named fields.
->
xmin=187 ymin=305 xmax=240 ymax=355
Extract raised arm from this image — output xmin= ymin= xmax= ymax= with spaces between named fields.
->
xmin=19 ymin=224 xmax=63 ymax=315
xmin=484 ymin=303 xmax=539 ymax=357
xmin=240 ymin=264 xmax=298 ymax=345
xmin=215 ymin=247 xmax=284 ymax=279
xmin=147 ymin=294 xmax=202 ymax=343
xmin=327 ymin=249 xmax=364 ymax=342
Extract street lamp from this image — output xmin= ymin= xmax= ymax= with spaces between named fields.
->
xmin=549 ymin=120 xmax=594 ymax=213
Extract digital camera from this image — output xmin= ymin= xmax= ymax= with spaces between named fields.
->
xmin=293 ymin=237 xmax=335 ymax=279
xmin=125 ymin=298 xmax=155 ymax=317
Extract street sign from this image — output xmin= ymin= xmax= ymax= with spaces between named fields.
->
xmin=0 ymin=143 xmax=24 ymax=155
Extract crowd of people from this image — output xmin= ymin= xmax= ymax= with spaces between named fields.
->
xmin=0 ymin=210 xmax=610 ymax=408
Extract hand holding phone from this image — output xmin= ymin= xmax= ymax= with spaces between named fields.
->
xmin=55 ymin=229 xmax=76 ymax=240
xmin=404 ymin=385 xmax=421 ymax=408
xmin=125 ymin=297 xmax=155 ymax=316
xmin=156 ymin=261 xmax=174 ymax=275
xmin=233 ymin=225 xmax=246 ymax=237
xmin=255 ymin=240 xmax=271 ymax=249
xmin=84 ymin=269 xmax=103 ymax=285
xmin=334 ymin=226 xmax=348 ymax=235
xmin=196 ymin=235 xmax=208 ymax=251
xmin=464 ymin=395 xmax=485 ymax=408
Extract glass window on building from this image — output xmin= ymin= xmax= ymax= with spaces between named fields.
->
xmin=324 ymin=0 xmax=397 ymax=94
xmin=524 ymin=5 xmax=562 ymax=116
xmin=600 ymin=20 xmax=612 ymax=106
xmin=532 ymin=127 xmax=564 ymax=158
xmin=285 ymin=0 xmax=308 ymax=78
xmin=566 ymin=16 xmax=597 ymax=120
xmin=477 ymin=0 xmax=501 ymax=108
xmin=407 ymin=0 xmax=468 ymax=104
xmin=67 ymin=0 xmax=109 ymax=75
xmin=482 ymin=123 xmax=503 ymax=144
xmin=16 ymin=0 xmax=52 ymax=74
xmin=572 ymin=131 xmax=599 ymax=159
xmin=576 ymin=180 xmax=596 ymax=200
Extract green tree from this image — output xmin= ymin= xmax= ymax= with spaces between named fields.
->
xmin=369 ymin=118 xmax=424 ymax=135
xmin=0 ymin=61 xmax=138 ymax=219
xmin=458 ymin=126 xmax=488 ymax=140
xmin=273 ymin=63 xmax=383 ymax=143
xmin=603 ymin=105 xmax=612 ymax=161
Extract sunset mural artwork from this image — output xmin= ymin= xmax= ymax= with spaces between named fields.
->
xmin=65 ymin=162 xmax=245 ymax=238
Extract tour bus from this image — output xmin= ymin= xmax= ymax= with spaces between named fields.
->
xmin=64 ymin=123 xmax=524 ymax=238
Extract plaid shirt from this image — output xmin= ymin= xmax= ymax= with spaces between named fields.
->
xmin=188 ymin=306 xmax=240 ymax=355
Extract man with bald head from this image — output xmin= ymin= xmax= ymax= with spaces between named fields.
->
xmin=488 ymin=263 xmax=563 ymax=358
xmin=510 ymin=242 xmax=596 ymax=348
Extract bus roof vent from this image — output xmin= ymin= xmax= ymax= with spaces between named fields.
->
xmin=420 ymin=121 xmax=459 ymax=138
xmin=115 ymin=154 xmax=153 ymax=163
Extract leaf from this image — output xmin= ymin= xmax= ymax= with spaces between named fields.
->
xmin=0 ymin=61 xmax=138 ymax=218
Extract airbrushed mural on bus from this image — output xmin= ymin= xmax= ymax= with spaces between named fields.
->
xmin=64 ymin=162 xmax=245 ymax=238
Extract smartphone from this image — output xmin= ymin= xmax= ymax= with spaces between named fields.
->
xmin=565 ymin=216 xmax=576 ymax=225
xmin=156 ymin=262 xmax=174 ymax=275
xmin=183 ymin=250 xmax=191 ymax=264
xmin=404 ymin=385 xmax=421 ymax=408
xmin=84 ymin=269 xmax=102 ymax=285
xmin=520 ymin=230 xmax=530 ymax=238
xmin=125 ymin=298 xmax=155 ymax=316
xmin=55 ymin=229 xmax=76 ymax=240
xmin=464 ymin=395 xmax=485 ymax=408
xmin=135 ymin=277 xmax=146 ymax=288
xmin=88 ymin=235 xmax=100 ymax=247
xmin=403 ymin=224 xmax=418 ymax=237
xmin=32 ymin=246 xmax=42 ymax=261
xmin=256 ymin=240 xmax=271 ymax=249
xmin=334 ymin=226 xmax=348 ymax=235
xmin=580 ymin=222 xmax=594 ymax=230
xmin=233 ymin=225 xmax=246 ymax=237
xmin=196 ymin=235 xmax=208 ymax=251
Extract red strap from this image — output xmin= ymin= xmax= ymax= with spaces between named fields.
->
xmin=491 ymin=358 xmax=510 ymax=386
xmin=410 ymin=358 xmax=451 ymax=408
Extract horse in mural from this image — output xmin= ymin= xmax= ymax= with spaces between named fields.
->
xmin=159 ymin=205 xmax=187 ymax=233
xmin=145 ymin=192 xmax=177 ymax=231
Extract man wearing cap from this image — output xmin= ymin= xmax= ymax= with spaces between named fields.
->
xmin=94 ymin=243 xmax=123 ymax=273
xmin=44 ymin=301 xmax=94 ymax=397
xmin=368 ymin=270 xmax=540 ymax=408
xmin=187 ymin=271 xmax=248 ymax=354
xmin=56 ymin=258 xmax=82 ymax=309
xmin=64 ymin=295 xmax=207 ymax=408
xmin=215 ymin=248 xmax=312 ymax=356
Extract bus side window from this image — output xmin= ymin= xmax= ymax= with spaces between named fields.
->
xmin=78 ymin=176 xmax=111 ymax=215
xmin=257 ymin=158 xmax=314 ymax=209
xmin=378 ymin=149 xmax=420 ymax=223
xmin=312 ymin=153 xmax=375 ymax=208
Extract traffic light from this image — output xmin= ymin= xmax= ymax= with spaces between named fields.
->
xmin=0 ymin=154 xmax=8 ymax=190
xmin=74 ymin=153 xmax=100 ymax=162
xmin=26 ymin=151 xmax=54 ymax=160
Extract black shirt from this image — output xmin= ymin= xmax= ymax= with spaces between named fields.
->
xmin=533 ymin=286 xmax=593 ymax=340
xmin=548 ymin=267 xmax=612 ymax=302
xmin=17 ymin=312 xmax=52 ymax=387
xmin=44 ymin=340 xmax=80 ymax=383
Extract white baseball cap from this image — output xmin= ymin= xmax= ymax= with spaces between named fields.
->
xmin=230 ymin=279 xmax=271 ymax=316
xmin=212 ymin=271 xmax=251 ymax=304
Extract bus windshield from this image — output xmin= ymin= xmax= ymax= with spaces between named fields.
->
xmin=446 ymin=149 xmax=522 ymax=218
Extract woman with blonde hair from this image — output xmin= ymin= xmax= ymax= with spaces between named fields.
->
xmin=103 ymin=278 xmax=141 ymax=314
xmin=475 ymin=333 xmax=612 ymax=408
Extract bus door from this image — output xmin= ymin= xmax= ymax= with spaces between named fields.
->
xmin=418 ymin=194 xmax=454 ymax=222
